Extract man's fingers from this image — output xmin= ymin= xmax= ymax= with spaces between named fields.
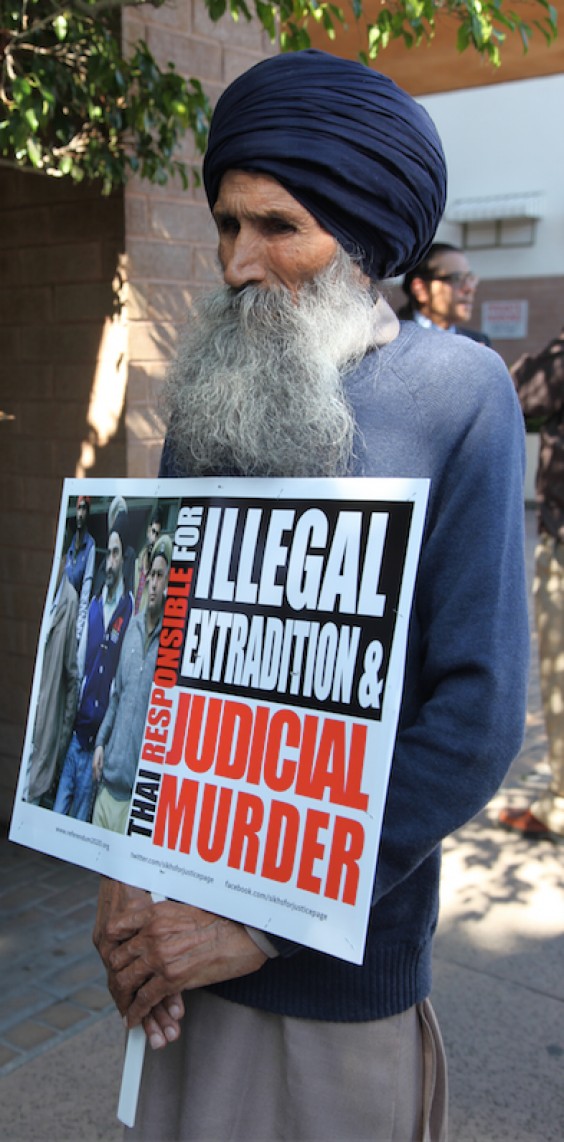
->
xmin=142 ymin=999 xmax=184 ymax=1050
xmin=126 ymin=976 xmax=170 ymax=1027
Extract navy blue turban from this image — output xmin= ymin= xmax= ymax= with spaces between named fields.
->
xmin=203 ymin=50 xmax=447 ymax=281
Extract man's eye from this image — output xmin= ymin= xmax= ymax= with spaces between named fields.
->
xmin=216 ymin=216 xmax=239 ymax=236
xmin=264 ymin=217 xmax=296 ymax=235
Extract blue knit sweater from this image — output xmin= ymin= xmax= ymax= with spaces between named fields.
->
xmin=160 ymin=321 xmax=530 ymax=1021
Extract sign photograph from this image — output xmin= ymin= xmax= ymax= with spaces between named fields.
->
xmin=10 ymin=476 xmax=429 ymax=966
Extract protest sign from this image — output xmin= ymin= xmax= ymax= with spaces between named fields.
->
xmin=10 ymin=475 xmax=428 ymax=965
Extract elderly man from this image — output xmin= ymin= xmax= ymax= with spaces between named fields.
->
xmin=92 ymin=533 xmax=172 ymax=833
xmin=26 ymin=552 xmax=78 ymax=807
xmin=398 ymin=241 xmax=491 ymax=345
xmin=94 ymin=51 xmax=529 ymax=1141
xmin=54 ymin=515 xmax=133 ymax=821
xmin=65 ymin=493 xmax=95 ymax=643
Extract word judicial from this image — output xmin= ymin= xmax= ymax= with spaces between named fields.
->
xmin=142 ymin=689 xmax=369 ymax=812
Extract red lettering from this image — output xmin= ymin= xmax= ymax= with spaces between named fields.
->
xmin=227 ymin=792 xmax=264 ymax=873
xmin=141 ymin=742 xmax=165 ymax=764
xmin=263 ymin=710 xmax=300 ymax=792
xmin=324 ymin=817 xmax=364 ymax=905
xmin=261 ymin=801 xmax=300 ymax=883
xmin=296 ymin=809 xmax=329 ymax=895
xmin=196 ymin=785 xmax=232 ymax=862
xmin=215 ymin=701 xmax=254 ymax=780
xmin=153 ymin=774 xmax=198 ymax=853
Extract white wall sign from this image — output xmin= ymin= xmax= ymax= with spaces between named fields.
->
xmin=481 ymin=300 xmax=529 ymax=340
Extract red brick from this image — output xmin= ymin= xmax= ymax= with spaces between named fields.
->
xmin=1 ymin=437 xmax=54 ymax=474
xmin=0 ymin=168 xmax=22 ymax=207
xmin=3 ymin=582 xmax=45 ymax=623
xmin=128 ymin=320 xmax=178 ymax=363
xmin=147 ymin=28 xmax=222 ymax=81
xmin=146 ymin=283 xmax=193 ymax=322
xmin=1 ymin=509 xmax=57 ymax=550
xmin=476 ymin=275 xmax=564 ymax=367
xmin=127 ymin=166 xmax=201 ymax=200
xmin=0 ymin=248 xmax=22 ymax=285
xmin=126 ymin=404 xmax=164 ymax=443
xmin=53 ymin=364 xmax=98 ymax=402
xmin=125 ymin=283 xmax=150 ymax=322
xmin=0 ymin=472 xmax=58 ymax=513
xmin=0 ymin=546 xmax=54 ymax=589
xmin=127 ymin=440 xmax=163 ymax=477
xmin=127 ymin=364 xmax=162 ymax=405
xmin=193 ymin=246 xmax=222 ymax=285
xmin=193 ymin=5 xmax=268 ymax=50
xmin=0 ymin=287 xmax=53 ymax=325
xmin=54 ymin=282 xmax=116 ymax=323
xmin=101 ymin=240 xmax=125 ymax=280
xmin=125 ymin=195 xmax=149 ymax=238
xmin=128 ymin=240 xmax=192 ymax=282
xmin=0 ymin=362 xmax=53 ymax=400
xmin=1 ymin=327 xmax=21 ymax=360
xmin=224 ymin=44 xmax=277 ymax=84
xmin=1 ymin=206 xmax=53 ymax=249
xmin=20 ymin=400 xmax=90 ymax=442
xmin=86 ymin=441 xmax=128 ymax=477
xmin=51 ymin=195 xmax=124 ymax=242
xmin=6 ymin=169 xmax=103 ymax=208
xmin=17 ymin=324 xmax=105 ymax=364
xmin=149 ymin=199 xmax=213 ymax=244
xmin=1 ymin=616 xmax=40 ymax=658
xmin=19 ymin=243 xmax=103 ymax=285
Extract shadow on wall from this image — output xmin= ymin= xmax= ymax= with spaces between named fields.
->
xmin=0 ymin=167 xmax=127 ymax=823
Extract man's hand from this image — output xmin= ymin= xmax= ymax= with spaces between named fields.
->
xmin=93 ymin=877 xmax=149 ymax=982
xmin=93 ymin=878 xmax=267 ymax=1038
xmin=93 ymin=878 xmax=185 ymax=1047
xmin=92 ymin=745 xmax=104 ymax=782
xmin=108 ymin=899 xmax=267 ymax=1027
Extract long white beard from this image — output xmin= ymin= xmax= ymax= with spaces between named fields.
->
xmin=161 ymin=247 xmax=378 ymax=478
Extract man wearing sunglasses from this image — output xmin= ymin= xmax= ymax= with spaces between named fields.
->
xmin=398 ymin=242 xmax=491 ymax=346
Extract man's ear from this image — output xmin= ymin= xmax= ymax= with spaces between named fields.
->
xmin=409 ymin=276 xmax=430 ymax=306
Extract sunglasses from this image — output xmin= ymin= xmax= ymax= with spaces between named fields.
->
xmin=424 ymin=272 xmax=478 ymax=289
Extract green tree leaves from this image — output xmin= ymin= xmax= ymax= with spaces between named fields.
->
xmin=0 ymin=0 xmax=211 ymax=191
xmin=0 ymin=0 xmax=558 ymax=191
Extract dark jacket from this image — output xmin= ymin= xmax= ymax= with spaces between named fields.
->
xmin=397 ymin=302 xmax=491 ymax=346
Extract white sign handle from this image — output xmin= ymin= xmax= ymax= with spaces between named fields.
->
xmin=117 ymin=893 xmax=165 ymax=1128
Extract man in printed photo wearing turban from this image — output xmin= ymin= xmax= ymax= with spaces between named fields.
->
xmin=94 ymin=51 xmax=529 ymax=1141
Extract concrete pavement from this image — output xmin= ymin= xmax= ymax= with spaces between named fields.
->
xmin=0 ymin=507 xmax=562 ymax=1141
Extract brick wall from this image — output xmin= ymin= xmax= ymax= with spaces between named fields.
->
xmin=0 ymin=170 xmax=125 ymax=820
xmin=0 ymin=7 xmax=274 ymax=822
xmin=121 ymin=3 xmax=275 ymax=477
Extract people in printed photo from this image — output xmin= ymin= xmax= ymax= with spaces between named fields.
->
xmin=26 ymin=552 xmax=78 ymax=808
xmin=64 ymin=494 xmax=95 ymax=644
xmin=53 ymin=514 xmax=133 ymax=821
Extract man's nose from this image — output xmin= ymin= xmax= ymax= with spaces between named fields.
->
xmin=221 ymin=232 xmax=268 ymax=289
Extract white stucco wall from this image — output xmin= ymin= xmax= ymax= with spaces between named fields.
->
xmin=417 ymin=74 xmax=564 ymax=281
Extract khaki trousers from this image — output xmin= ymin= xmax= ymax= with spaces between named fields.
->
xmin=128 ymin=989 xmax=447 ymax=1142
xmin=92 ymin=784 xmax=130 ymax=834
xmin=532 ymin=536 xmax=564 ymax=836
